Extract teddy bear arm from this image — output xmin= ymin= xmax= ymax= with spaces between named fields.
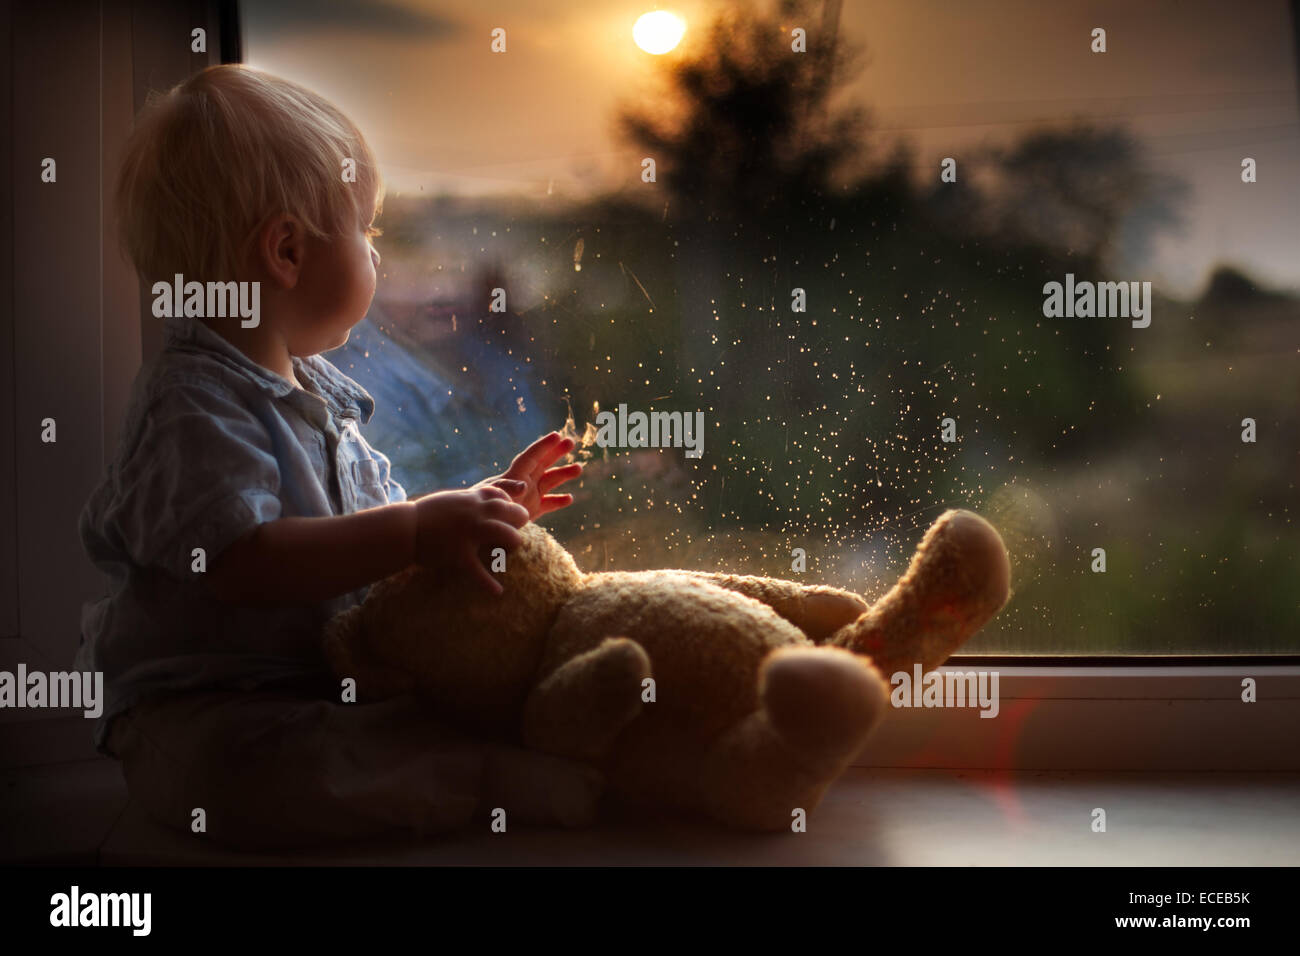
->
xmin=322 ymin=604 xmax=418 ymax=702
xmin=675 ymin=572 xmax=869 ymax=643
xmin=521 ymin=637 xmax=652 ymax=761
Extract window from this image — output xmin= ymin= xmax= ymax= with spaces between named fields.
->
xmin=242 ymin=0 xmax=1299 ymax=658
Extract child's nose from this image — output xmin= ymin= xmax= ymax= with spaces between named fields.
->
xmin=371 ymin=244 xmax=381 ymax=267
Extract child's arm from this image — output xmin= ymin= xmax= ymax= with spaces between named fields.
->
xmin=206 ymin=486 xmax=530 ymax=605
xmin=207 ymin=431 xmax=581 ymax=606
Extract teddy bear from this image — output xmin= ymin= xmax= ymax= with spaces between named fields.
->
xmin=323 ymin=507 xmax=1011 ymax=830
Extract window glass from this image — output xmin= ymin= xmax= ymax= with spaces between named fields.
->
xmin=243 ymin=0 xmax=1300 ymax=655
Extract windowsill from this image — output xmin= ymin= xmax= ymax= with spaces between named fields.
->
xmin=91 ymin=766 xmax=1300 ymax=866
xmin=4 ymin=666 xmax=1297 ymax=864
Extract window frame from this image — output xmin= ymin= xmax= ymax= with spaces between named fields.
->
xmin=230 ymin=5 xmax=1300 ymax=777
xmin=857 ymin=661 xmax=1300 ymax=771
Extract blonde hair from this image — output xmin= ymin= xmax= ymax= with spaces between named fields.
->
xmin=115 ymin=64 xmax=384 ymax=283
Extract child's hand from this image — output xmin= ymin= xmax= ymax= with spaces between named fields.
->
xmin=412 ymin=487 xmax=530 ymax=595
xmin=478 ymin=432 xmax=583 ymax=520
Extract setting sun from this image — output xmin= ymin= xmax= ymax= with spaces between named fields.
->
xmin=633 ymin=10 xmax=686 ymax=54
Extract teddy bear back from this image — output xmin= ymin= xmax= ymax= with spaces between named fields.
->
xmin=359 ymin=521 xmax=585 ymax=737
xmin=540 ymin=569 xmax=815 ymax=740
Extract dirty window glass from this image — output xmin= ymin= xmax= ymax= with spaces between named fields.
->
xmin=242 ymin=0 xmax=1300 ymax=655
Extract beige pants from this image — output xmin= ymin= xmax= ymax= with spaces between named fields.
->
xmin=107 ymin=689 xmax=606 ymax=851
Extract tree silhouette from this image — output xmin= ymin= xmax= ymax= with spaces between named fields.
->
xmin=599 ymin=0 xmax=1186 ymax=528
xmin=983 ymin=122 xmax=1188 ymax=270
xmin=615 ymin=0 xmax=874 ymax=224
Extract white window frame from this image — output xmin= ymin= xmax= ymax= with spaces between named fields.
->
xmin=856 ymin=662 xmax=1300 ymax=771
xmin=224 ymin=1 xmax=1300 ymax=778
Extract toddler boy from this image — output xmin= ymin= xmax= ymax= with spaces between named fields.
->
xmin=76 ymin=64 xmax=600 ymax=850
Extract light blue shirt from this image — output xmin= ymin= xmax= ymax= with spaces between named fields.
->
xmin=76 ymin=312 xmax=407 ymax=755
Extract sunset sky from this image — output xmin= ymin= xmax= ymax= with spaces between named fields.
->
xmin=242 ymin=0 xmax=1300 ymax=296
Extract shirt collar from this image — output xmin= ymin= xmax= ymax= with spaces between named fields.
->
xmin=162 ymin=312 xmax=376 ymax=425
xmin=296 ymin=354 xmax=376 ymax=425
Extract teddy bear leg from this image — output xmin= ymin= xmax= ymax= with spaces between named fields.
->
xmin=827 ymin=509 xmax=1012 ymax=677
xmin=695 ymin=645 xmax=888 ymax=830
xmin=677 ymin=572 xmax=869 ymax=643
xmin=521 ymin=637 xmax=652 ymax=761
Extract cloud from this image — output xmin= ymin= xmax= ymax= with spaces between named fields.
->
xmin=241 ymin=0 xmax=463 ymax=41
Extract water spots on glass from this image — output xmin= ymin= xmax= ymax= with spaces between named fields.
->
xmin=340 ymin=118 xmax=1296 ymax=656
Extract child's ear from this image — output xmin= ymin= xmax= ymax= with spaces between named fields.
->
xmin=258 ymin=214 xmax=306 ymax=288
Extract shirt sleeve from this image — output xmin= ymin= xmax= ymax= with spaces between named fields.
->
xmin=107 ymin=379 xmax=283 ymax=579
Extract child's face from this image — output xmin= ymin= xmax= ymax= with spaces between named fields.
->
xmin=286 ymin=214 xmax=380 ymax=355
